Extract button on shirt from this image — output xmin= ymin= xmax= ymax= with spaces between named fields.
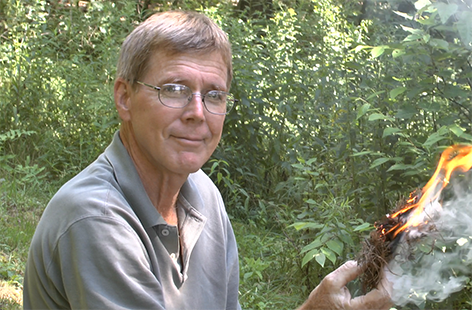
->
xmin=155 ymin=224 xmax=180 ymax=270
xmin=23 ymin=131 xmax=241 ymax=310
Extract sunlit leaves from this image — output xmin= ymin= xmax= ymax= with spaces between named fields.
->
xmin=434 ymin=2 xmax=458 ymax=24
xmin=457 ymin=11 xmax=472 ymax=49
xmin=371 ymin=45 xmax=387 ymax=58
xmin=415 ymin=0 xmax=431 ymax=11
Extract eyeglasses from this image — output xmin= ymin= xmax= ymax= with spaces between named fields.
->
xmin=136 ymin=81 xmax=237 ymax=115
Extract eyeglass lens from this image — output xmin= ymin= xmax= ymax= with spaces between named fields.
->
xmin=159 ymin=84 xmax=234 ymax=114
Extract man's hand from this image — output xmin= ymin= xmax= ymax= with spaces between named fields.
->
xmin=297 ymin=260 xmax=392 ymax=310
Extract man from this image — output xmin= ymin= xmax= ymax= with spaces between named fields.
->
xmin=23 ymin=11 xmax=391 ymax=309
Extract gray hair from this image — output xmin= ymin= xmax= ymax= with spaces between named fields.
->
xmin=116 ymin=11 xmax=233 ymax=89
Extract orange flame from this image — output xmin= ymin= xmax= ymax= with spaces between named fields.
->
xmin=390 ymin=145 xmax=472 ymax=237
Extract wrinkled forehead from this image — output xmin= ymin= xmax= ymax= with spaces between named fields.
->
xmin=140 ymin=48 xmax=232 ymax=89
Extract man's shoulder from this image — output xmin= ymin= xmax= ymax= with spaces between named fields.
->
xmin=56 ymin=154 xmax=122 ymax=206
xmin=188 ymin=169 xmax=214 ymax=185
xmin=40 ymin=154 xmax=133 ymax=233
xmin=187 ymin=169 xmax=221 ymax=198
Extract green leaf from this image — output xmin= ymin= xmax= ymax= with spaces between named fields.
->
xmin=395 ymin=106 xmax=417 ymax=119
xmin=315 ymin=252 xmax=326 ymax=267
xmin=416 ymin=11 xmax=436 ymax=25
xmin=301 ymin=239 xmax=322 ymax=254
xmin=419 ymin=101 xmax=441 ymax=112
xmin=389 ymin=87 xmax=407 ymax=100
xmin=370 ymin=157 xmax=391 ymax=169
xmin=344 ymin=61 xmax=363 ymax=70
xmin=400 ymin=25 xmax=424 ymax=34
xmin=291 ymin=222 xmax=324 ymax=231
xmin=301 ymin=249 xmax=319 ymax=267
xmin=326 ymin=239 xmax=344 ymax=256
xmin=403 ymin=33 xmax=422 ymax=42
xmin=457 ymin=12 xmax=472 ymax=48
xmin=356 ymin=103 xmax=371 ymax=119
xmin=443 ymin=84 xmax=469 ymax=98
xmin=354 ymin=222 xmax=372 ymax=232
xmin=243 ymin=272 xmax=253 ymax=280
xmin=291 ymin=163 xmax=305 ymax=169
xmin=414 ymin=0 xmax=431 ymax=11
xmin=434 ymin=3 xmax=458 ymax=24
xmin=387 ymin=163 xmax=412 ymax=172
xmin=418 ymin=242 xmax=434 ymax=254
xmin=423 ymin=131 xmax=447 ymax=148
xmin=351 ymin=151 xmax=373 ymax=157
xmin=448 ymin=124 xmax=465 ymax=138
xmin=306 ymin=158 xmax=317 ymax=166
xmin=366 ymin=90 xmax=385 ymax=100
xmin=354 ymin=45 xmax=372 ymax=53
xmin=371 ymin=46 xmax=386 ymax=58
xmin=393 ymin=10 xmax=414 ymax=20
xmin=460 ymin=133 xmax=472 ymax=142
xmin=422 ymin=33 xmax=431 ymax=43
xmin=382 ymin=127 xmax=402 ymax=138
xmin=368 ymin=113 xmax=393 ymax=122
xmin=429 ymin=38 xmax=449 ymax=51
xmin=392 ymin=49 xmax=406 ymax=58
xmin=321 ymin=248 xmax=336 ymax=264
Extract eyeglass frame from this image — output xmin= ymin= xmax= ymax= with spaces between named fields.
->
xmin=135 ymin=80 xmax=237 ymax=115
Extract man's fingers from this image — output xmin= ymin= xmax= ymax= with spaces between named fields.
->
xmin=349 ymin=287 xmax=392 ymax=310
xmin=299 ymin=261 xmax=393 ymax=310
xmin=325 ymin=260 xmax=362 ymax=289
xmin=349 ymin=265 xmax=393 ymax=310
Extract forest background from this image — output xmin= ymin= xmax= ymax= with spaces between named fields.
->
xmin=1 ymin=0 xmax=472 ymax=309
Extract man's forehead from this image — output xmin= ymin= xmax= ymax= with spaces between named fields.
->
xmin=144 ymin=51 xmax=228 ymax=86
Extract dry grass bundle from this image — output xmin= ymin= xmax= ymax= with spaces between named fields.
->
xmin=356 ymin=191 xmax=421 ymax=292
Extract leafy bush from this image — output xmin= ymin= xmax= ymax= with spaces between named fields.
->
xmin=0 ymin=0 xmax=137 ymax=181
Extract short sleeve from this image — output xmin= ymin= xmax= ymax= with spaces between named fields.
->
xmin=41 ymin=216 xmax=165 ymax=309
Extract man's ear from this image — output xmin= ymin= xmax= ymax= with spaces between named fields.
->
xmin=114 ymin=78 xmax=132 ymax=122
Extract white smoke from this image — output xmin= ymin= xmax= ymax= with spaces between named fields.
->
xmin=386 ymin=177 xmax=472 ymax=306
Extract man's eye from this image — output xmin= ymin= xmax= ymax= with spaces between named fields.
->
xmin=206 ymin=91 xmax=225 ymax=101
xmin=162 ymin=84 xmax=188 ymax=95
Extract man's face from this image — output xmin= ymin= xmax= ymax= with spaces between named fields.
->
xmin=117 ymin=50 xmax=228 ymax=177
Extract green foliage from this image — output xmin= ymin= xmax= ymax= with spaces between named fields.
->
xmin=0 ymin=247 xmax=23 ymax=288
xmin=0 ymin=0 xmax=135 ymax=181
xmin=234 ymin=221 xmax=307 ymax=309
xmin=0 ymin=173 xmax=49 ymax=309
xmin=291 ymin=198 xmax=371 ymax=268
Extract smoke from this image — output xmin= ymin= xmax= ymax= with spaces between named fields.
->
xmin=386 ymin=175 xmax=472 ymax=306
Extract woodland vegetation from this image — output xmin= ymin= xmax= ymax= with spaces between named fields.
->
xmin=1 ymin=0 xmax=471 ymax=309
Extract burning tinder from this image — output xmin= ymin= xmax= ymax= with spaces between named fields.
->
xmin=357 ymin=144 xmax=472 ymax=306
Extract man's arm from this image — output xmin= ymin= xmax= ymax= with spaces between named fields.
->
xmin=24 ymin=216 xmax=166 ymax=310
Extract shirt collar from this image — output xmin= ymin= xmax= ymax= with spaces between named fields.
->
xmin=104 ymin=131 xmax=163 ymax=228
xmin=104 ymin=131 xmax=206 ymax=229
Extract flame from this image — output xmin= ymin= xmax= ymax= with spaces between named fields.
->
xmin=390 ymin=145 xmax=472 ymax=237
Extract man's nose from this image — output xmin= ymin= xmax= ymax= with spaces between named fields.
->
xmin=183 ymin=93 xmax=206 ymax=118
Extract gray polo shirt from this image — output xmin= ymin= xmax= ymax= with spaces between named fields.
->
xmin=23 ymin=132 xmax=241 ymax=310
